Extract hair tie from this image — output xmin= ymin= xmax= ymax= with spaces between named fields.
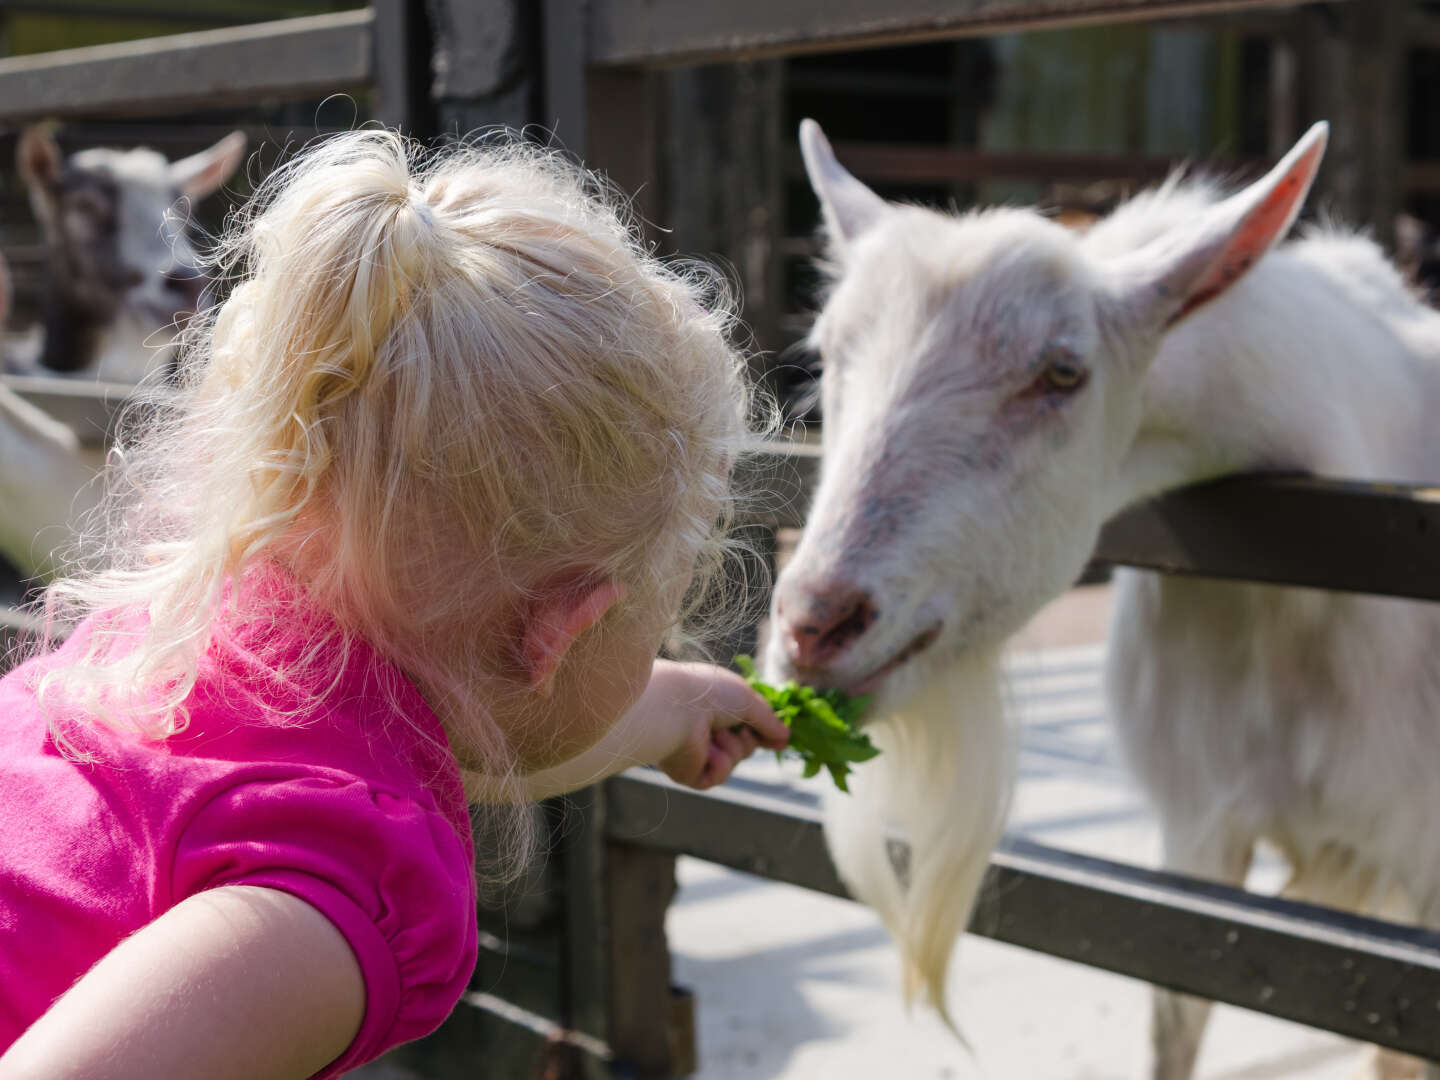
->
xmin=408 ymin=190 xmax=435 ymax=227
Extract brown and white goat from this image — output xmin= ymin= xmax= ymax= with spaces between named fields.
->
xmin=0 ymin=129 xmax=244 ymax=581
xmin=9 ymin=125 xmax=245 ymax=381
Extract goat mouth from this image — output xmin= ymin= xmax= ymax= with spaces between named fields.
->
xmin=853 ymin=623 xmax=942 ymax=694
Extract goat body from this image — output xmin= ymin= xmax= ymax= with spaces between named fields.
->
xmin=1097 ymin=195 xmax=1440 ymax=1079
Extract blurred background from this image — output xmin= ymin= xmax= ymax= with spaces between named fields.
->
xmin=2 ymin=1 xmax=1436 ymax=418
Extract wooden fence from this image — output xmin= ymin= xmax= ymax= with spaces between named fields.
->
xmin=6 ymin=3 xmax=1440 ymax=1079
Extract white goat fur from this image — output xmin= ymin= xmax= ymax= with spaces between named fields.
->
xmin=0 ymin=385 xmax=103 ymax=580
xmin=766 ymin=121 xmax=1440 ymax=1076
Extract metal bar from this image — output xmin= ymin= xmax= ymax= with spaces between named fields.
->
xmin=732 ymin=438 xmax=820 ymax=530
xmin=459 ymin=991 xmax=612 ymax=1062
xmin=606 ymin=770 xmax=1440 ymax=1061
xmin=371 ymin=0 xmax=429 ymax=135
xmin=737 ymin=445 xmax=1440 ymax=602
xmin=9 ymin=393 xmax=1437 ymax=603
xmin=541 ymin=0 xmax=589 ymax=156
xmin=1095 ymin=474 xmax=1440 ymax=602
xmin=588 ymin=0 xmax=1321 ymax=67
xmin=0 ymin=9 xmax=372 ymax=121
xmin=0 ymin=373 xmax=140 ymax=447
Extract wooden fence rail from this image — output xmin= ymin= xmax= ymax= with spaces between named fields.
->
xmin=0 ymin=10 xmax=374 ymax=121
xmin=608 ymin=771 xmax=1440 ymax=1062
xmin=13 ymin=377 xmax=1438 ymax=601
xmin=586 ymin=0 xmax=1322 ymax=65
xmin=739 ymin=441 xmax=1440 ymax=599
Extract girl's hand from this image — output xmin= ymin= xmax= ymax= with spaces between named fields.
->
xmin=646 ymin=660 xmax=789 ymax=790
xmin=502 ymin=659 xmax=789 ymax=803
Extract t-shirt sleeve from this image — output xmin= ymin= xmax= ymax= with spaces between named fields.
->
xmin=172 ymin=773 xmax=478 ymax=1078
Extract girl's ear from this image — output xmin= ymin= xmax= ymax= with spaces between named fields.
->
xmin=520 ymin=579 xmax=627 ymax=696
xmin=1110 ymin=121 xmax=1328 ymax=332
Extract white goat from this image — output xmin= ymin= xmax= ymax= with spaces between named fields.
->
xmin=765 ymin=119 xmax=1440 ymax=1077
xmin=9 ymin=125 xmax=245 ymax=381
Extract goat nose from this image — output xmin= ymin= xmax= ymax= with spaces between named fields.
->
xmin=775 ymin=581 xmax=878 ymax=672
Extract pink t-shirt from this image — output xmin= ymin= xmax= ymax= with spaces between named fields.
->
xmin=0 ymin=604 xmax=478 ymax=1077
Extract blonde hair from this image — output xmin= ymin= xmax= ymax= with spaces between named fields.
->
xmin=34 ymin=130 xmax=760 ymax=859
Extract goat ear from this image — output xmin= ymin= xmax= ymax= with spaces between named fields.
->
xmin=1115 ymin=121 xmax=1328 ymax=330
xmin=17 ymin=126 xmax=63 ymax=190
xmin=171 ymin=131 xmax=246 ymax=201
xmin=799 ymin=118 xmax=887 ymax=250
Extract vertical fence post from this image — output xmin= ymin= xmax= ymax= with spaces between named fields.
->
xmin=579 ymin=53 xmax=684 ymax=1079
xmin=537 ymin=12 xmax=613 ymax=1076
xmin=606 ymin=844 xmax=694 ymax=1079
xmin=538 ymin=7 xmax=684 ymax=1074
xmin=1300 ymin=0 xmax=1410 ymax=248
xmin=425 ymin=0 xmax=539 ymax=135
xmin=373 ymin=0 xmax=438 ymax=137
xmin=659 ymin=62 xmax=785 ymax=384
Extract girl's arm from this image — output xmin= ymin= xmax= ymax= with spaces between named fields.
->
xmin=0 ymin=885 xmax=364 ymax=1080
xmin=514 ymin=658 xmax=788 ymax=802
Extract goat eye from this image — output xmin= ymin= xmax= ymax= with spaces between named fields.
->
xmin=1041 ymin=352 xmax=1087 ymax=392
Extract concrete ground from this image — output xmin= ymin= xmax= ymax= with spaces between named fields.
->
xmin=668 ymin=585 xmax=1381 ymax=1080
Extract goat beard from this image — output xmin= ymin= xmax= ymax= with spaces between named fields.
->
xmin=821 ymin=645 xmax=1014 ymax=1034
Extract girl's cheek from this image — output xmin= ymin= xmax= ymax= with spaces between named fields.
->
xmin=538 ymin=651 xmax=646 ymax=767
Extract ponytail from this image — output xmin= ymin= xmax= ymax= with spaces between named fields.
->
xmin=36 ymin=127 xmax=760 ymax=826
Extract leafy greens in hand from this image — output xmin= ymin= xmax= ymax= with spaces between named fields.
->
xmin=733 ymin=655 xmax=880 ymax=793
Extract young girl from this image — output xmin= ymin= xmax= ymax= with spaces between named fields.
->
xmin=0 ymin=130 xmax=786 ymax=1079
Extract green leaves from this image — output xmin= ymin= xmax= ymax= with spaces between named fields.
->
xmin=733 ymin=655 xmax=880 ymax=793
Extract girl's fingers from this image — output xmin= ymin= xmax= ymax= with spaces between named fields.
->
xmin=666 ymin=666 xmax=793 ymax=791
xmin=720 ymin=683 xmax=789 ymax=750
xmin=679 ymin=740 xmax=710 ymax=785
xmin=698 ymin=744 xmax=730 ymax=788
xmin=713 ymin=727 xmax=746 ymax=764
